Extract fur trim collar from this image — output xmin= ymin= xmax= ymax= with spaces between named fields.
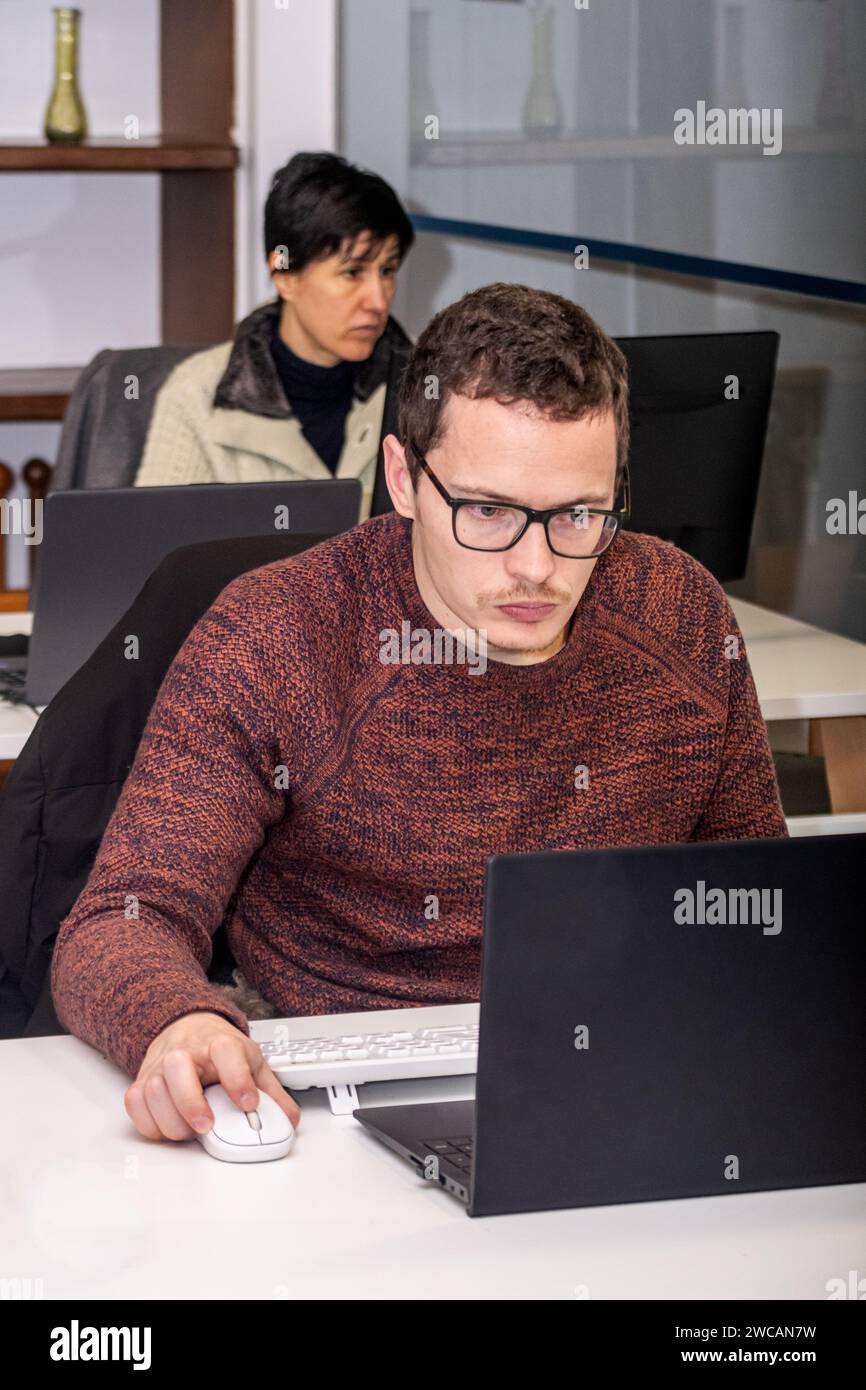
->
xmin=212 ymin=299 xmax=411 ymax=418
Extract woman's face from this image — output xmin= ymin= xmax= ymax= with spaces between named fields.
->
xmin=270 ymin=230 xmax=402 ymax=366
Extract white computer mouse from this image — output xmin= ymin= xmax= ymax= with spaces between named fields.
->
xmin=197 ymin=1083 xmax=295 ymax=1163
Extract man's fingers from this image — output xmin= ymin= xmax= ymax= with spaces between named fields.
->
xmin=124 ymin=1017 xmax=298 ymax=1143
xmin=142 ymin=1072 xmax=197 ymax=1141
xmin=254 ymin=1063 xmax=302 ymax=1128
xmin=124 ymin=1082 xmax=163 ymax=1141
xmin=162 ymin=1048 xmax=214 ymax=1133
xmin=209 ymin=1032 xmax=262 ymax=1113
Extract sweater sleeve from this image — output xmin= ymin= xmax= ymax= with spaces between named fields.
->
xmin=50 ymin=577 xmax=292 ymax=1077
xmin=691 ymin=600 xmax=789 ymax=843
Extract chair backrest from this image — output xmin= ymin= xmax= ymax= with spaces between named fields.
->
xmin=49 ymin=345 xmax=202 ymax=493
xmin=0 ymin=531 xmax=321 ymax=1038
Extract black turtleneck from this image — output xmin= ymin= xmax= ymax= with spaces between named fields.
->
xmin=269 ymin=322 xmax=357 ymax=474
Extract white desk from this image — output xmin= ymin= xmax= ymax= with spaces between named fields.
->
xmin=2 ymin=601 xmax=866 ymax=808
xmin=2 ymin=1033 xmax=863 ymax=1300
xmin=0 ymin=698 xmax=39 ymax=760
xmin=729 ymin=599 xmax=866 ymax=813
xmin=0 ymin=611 xmax=32 ymax=639
xmin=731 ymin=599 xmax=866 ymax=722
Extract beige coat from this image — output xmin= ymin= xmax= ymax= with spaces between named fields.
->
xmin=135 ymin=339 xmax=391 ymax=523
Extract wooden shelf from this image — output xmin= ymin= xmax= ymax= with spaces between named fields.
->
xmin=0 ymin=1 xmax=236 ymax=346
xmin=0 ymin=137 xmax=238 ymax=172
xmin=0 ymin=367 xmax=82 ymax=421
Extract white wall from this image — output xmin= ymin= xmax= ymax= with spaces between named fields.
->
xmin=0 ymin=0 xmax=160 ymax=585
xmin=0 ymin=0 xmax=339 ymax=586
xmin=234 ymin=0 xmax=338 ymax=318
xmin=0 ymin=0 xmax=161 ymax=367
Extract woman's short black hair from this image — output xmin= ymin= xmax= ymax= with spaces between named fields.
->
xmin=263 ymin=151 xmax=415 ymax=271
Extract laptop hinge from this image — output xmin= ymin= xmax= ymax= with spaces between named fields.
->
xmin=326 ymin=1082 xmax=360 ymax=1116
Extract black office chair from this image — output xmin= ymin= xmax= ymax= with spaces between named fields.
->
xmin=0 ymin=533 xmax=322 ymax=1040
xmin=50 ymin=346 xmax=203 ymax=493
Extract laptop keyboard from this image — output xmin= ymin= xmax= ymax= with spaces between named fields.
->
xmin=0 ymin=667 xmax=29 ymax=704
xmin=421 ymin=1136 xmax=474 ymax=1171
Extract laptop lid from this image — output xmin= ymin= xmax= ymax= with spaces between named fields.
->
xmin=469 ymin=834 xmax=866 ymax=1217
xmin=26 ymin=479 xmax=361 ymax=705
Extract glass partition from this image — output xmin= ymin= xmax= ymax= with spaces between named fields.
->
xmin=339 ymin=0 xmax=865 ymax=639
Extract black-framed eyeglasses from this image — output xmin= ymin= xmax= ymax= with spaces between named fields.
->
xmin=410 ymin=444 xmax=631 ymax=559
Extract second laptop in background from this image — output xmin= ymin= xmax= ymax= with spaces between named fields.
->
xmin=24 ymin=479 xmax=361 ymax=706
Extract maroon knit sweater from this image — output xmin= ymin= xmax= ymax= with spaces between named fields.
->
xmin=51 ymin=512 xmax=788 ymax=1077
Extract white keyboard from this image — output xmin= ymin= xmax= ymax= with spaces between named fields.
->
xmin=250 ymin=1002 xmax=479 ymax=1112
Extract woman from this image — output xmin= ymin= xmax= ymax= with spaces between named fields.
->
xmin=135 ymin=151 xmax=415 ymax=521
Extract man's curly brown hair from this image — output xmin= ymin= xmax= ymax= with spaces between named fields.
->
xmin=397 ymin=282 xmax=629 ymax=495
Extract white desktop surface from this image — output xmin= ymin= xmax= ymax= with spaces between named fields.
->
xmin=0 ymin=699 xmax=40 ymax=759
xmin=730 ymin=599 xmax=866 ymax=721
xmin=0 ymin=613 xmax=32 ymax=637
xmin=2 ymin=1033 xmax=863 ymax=1301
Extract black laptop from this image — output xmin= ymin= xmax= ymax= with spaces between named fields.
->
xmin=3 ymin=479 xmax=360 ymax=706
xmin=354 ymin=834 xmax=866 ymax=1217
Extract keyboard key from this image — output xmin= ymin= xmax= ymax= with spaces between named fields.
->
xmin=319 ymin=1050 xmax=346 ymax=1061
xmin=345 ymin=1048 xmax=369 ymax=1059
xmin=422 ymin=1139 xmax=460 ymax=1154
xmin=410 ymin=1046 xmax=437 ymax=1056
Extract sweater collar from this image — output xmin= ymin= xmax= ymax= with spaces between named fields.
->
xmin=212 ymin=299 xmax=410 ymax=418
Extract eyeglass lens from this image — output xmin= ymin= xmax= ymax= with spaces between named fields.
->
xmin=454 ymin=502 xmax=618 ymax=556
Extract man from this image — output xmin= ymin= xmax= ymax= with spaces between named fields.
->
xmin=51 ymin=283 xmax=788 ymax=1144
xmin=135 ymin=151 xmax=414 ymax=521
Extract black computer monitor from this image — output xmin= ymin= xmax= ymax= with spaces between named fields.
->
xmin=615 ymin=331 xmax=779 ymax=582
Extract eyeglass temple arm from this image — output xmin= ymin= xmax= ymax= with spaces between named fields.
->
xmin=619 ymin=464 xmax=631 ymax=519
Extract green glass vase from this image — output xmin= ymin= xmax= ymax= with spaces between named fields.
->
xmin=44 ymin=7 xmax=87 ymax=144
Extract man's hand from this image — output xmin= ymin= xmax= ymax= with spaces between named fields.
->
xmin=125 ymin=1011 xmax=301 ymax=1141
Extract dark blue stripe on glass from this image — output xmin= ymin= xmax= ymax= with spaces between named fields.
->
xmin=410 ymin=213 xmax=866 ymax=306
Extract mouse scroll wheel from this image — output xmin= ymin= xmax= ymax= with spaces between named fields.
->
xmin=245 ymin=1110 xmax=262 ymax=1132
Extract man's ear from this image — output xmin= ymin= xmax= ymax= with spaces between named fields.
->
xmin=382 ymin=434 xmax=416 ymax=520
